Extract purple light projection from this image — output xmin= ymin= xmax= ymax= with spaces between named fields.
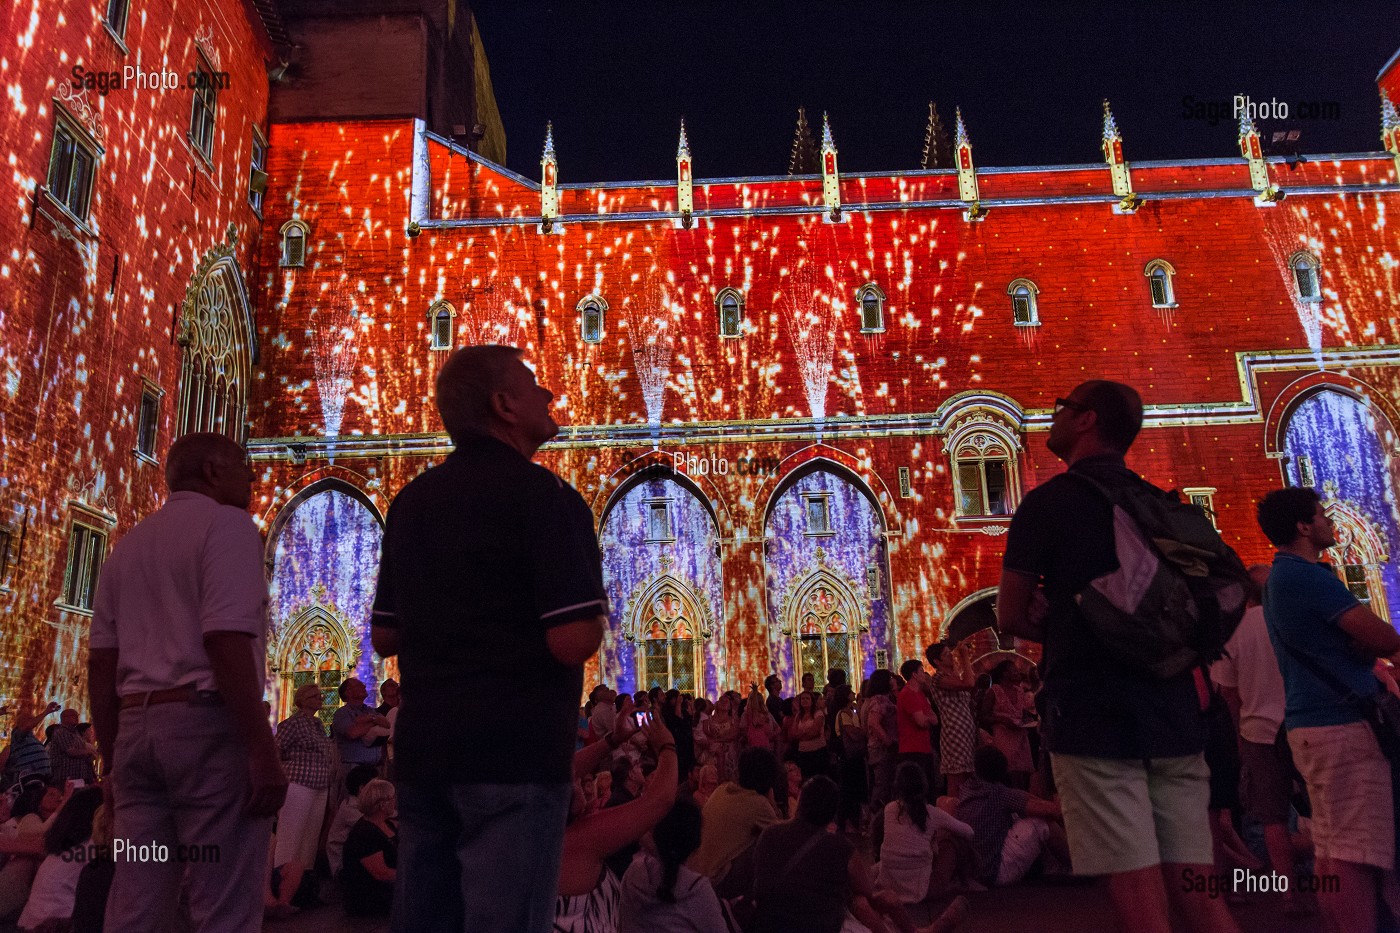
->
xmin=764 ymin=466 xmax=890 ymax=687
xmin=267 ymin=487 xmax=385 ymax=716
xmin=1282 ymin=389 xmax=1400 ymax=616
xmin=598 ymin=474 xmax=724 ymax=696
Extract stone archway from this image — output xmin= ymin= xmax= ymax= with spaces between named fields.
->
xmin=270 ymin=592 xmax=362 ymax=725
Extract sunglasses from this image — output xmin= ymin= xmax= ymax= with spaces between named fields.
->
xmin=1054 ymin=398 xmax=1091 ymax=414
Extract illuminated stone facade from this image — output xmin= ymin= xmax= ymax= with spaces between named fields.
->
xmin=3 ymin=4 xmax=1400 ymax=714
xmin=250 ymin=91 xmax=1400 ymax=703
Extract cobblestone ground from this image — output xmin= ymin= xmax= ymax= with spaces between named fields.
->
xmin=261 ymin=878 xmax=1324 ymax=933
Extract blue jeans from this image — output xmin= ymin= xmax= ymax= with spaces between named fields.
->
xmin=391 ymin=780 xmax=572 ymax=933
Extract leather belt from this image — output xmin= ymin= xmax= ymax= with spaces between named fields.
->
xmin=119 ymin=684 xmax=223 ymax=709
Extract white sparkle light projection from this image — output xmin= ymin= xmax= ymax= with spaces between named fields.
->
xmin=312 ymin=278 xmax=361 ymax=438
xmin=623 ymin=273 xmax=678 ymax=430
xmin=778 ymin=260 xmax=841 ymax=421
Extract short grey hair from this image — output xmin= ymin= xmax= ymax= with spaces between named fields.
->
xmin=435 ymin=345 xmax=524 ymax=442
xmin=165 ymin=433 xmax=244 ymax=491
xmin=357 ymin=779 xmax=395 ymax=817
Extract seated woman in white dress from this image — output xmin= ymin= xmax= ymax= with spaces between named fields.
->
xmin=875 ymin=762 xmax=976 ymax=904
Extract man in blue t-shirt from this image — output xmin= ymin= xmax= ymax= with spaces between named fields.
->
xmin=1257 ymin=486 xmax=1400 ymax=933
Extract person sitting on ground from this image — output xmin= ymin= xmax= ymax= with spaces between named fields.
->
xmin=339 ymin=778 xmax=397 ymax=917
xmin=618 ymin=798 xmax=728 ymax=933
xmin=70 ymin=802 xmax=114 ymax=933
xmin=693 ymin=764 xmax=720 ymax=807
xmin=16 ymin=786 xmax=103 ymax=932
xmin=874 ymin=762 xmax=975 ymax=905
xmin=325 ymin=764 xmax=378 ymax=879
xmin=955 ymin=746 xmax=1069 ymax=888
xmin=751 ymin=775 xmax=968 ymax=933
xmin=689 ymin=747 xmax=780 ymax=885
xmin=556 ymin=717 xmax=679 ymax=933
xmin=603 ymin=754 xmax=647 ymax=879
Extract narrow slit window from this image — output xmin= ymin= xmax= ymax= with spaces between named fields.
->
xmin=136 ymin=385 xmax=160 ymax=459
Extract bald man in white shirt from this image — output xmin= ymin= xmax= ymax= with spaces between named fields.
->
xmin=88 ymin=433 xmax=287 ymax=933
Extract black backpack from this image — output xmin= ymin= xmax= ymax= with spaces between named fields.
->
xmin=1068 ymin=469 xmax=1250 ymax=680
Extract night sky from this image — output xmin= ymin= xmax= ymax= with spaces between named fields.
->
xmin=471 ymin=1 xmax=1398 ymax=182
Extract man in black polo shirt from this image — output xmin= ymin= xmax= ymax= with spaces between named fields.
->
xmin=371 ymin=345 xmax=607 ymax=933
xmin=997 ymin=381 xmax=1238 ymax=933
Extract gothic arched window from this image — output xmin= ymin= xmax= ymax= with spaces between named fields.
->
xmin=1145 ymin=259 xmax=1177 ymax=308
xmin=1008 ymin=278 xmax=1039 ymax=326
xmin=856 ymin=283 xmax=886 ymax=333
xmin=579 ymin=295 xmax=607 ymax=344
xmin=177 ymin=260 xmax=252 ymax=441
xmin=428 ymin=300 xmax=456 ymax=350
xmin=639 ymin=588 xmax=701 ymax=692
xmin=1289 ymin=252 xmax=1321 ymax=303
xmin=280 ymin=220 xmax=308 ymax=268
xmin=794 ymin=580 xmax=855 ymax=685
xmin=716 ymin=288 xmax=744 ymax=338
xmin=953 ymin=430 xmax=1016 ymax=516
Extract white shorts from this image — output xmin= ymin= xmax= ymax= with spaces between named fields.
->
xmin=996 ymin=817 xmax=1050 ymax=886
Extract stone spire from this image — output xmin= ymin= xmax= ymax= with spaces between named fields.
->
xmin=1382 ymin=90 xmax=1400 ymax=180
xmin=1102 ymin=99 xmax=1121 ymax=143
xmin=540 ymin=122 xmax=560 ymax=231
xmin=1237 ymin=99 xmax=1280 ymax=203
xmin=677 ymin=119 xmax=694 ymax=227
xmin=1101 ymin=100 xmax=1140 ymax=212
xmin=953 ymin=107 xmax=984 ymax=219
xmin=820 ymin=112 xmax=841 ymax=221
xmin=788 ymin=107 xmax=819 ymax=175
xmin=921 ymin=102 xmax=952 ymax=170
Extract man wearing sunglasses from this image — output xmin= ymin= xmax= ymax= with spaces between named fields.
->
xmin=996 ymin=381 xmax=1238 ymax=933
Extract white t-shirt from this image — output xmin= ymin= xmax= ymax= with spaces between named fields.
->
xmin=90 ymin=492 xmax=268 ymax=695
xmin=1211 ymin=605 xmax=1287 ymax=744
xmin=18 ymin=846 xmax=84 ymax=928
xmin=877 ymin=802 xmax=974 ymax=904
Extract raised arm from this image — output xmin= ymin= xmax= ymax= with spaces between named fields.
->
xmin=566 ymin=718 xmax=679 ymax=865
